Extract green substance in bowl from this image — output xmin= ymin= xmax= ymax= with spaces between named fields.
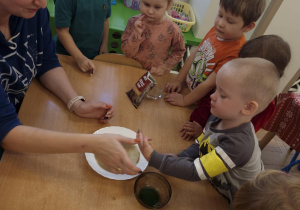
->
xmin=138 ymin=187 xmax=160 ymax=207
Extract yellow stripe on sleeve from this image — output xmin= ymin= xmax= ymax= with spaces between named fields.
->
xmin=200 ymin=149 xmax=228 ymax=178
xmin=196 ymin=133 xmax=204 ymax=144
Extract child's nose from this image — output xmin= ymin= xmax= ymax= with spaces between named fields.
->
xmin=34 ymin=0 xmax=47 ymax=9
xmin=148 ymin=8 xmax=154 ymax=14
xmin=218 ymin=18 xmax=225 ymax=28
xmin=210 ymin=92 xmax=216 ymax=100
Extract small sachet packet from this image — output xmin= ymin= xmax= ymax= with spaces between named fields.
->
xmin=126 ymin=72 xmax=156 ymax=108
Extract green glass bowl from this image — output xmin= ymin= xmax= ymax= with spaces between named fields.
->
xmin=134 ymin=172 xmax=172 ymax=209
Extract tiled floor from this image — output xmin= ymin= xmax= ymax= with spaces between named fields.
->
xmin=257 ymin=129 xmax=300 ymax=173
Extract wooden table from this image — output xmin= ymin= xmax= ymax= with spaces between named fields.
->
xmin=0 ymin=55 xmax=229 ymax=209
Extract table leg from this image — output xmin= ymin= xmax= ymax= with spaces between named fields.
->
xmin=259 ymin=131 xmax=276 ymax=150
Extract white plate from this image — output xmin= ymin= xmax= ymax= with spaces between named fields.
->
xmin=85 ymin=126 xmax=148 ymax=180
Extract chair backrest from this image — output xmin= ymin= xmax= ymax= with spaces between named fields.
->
xmin=93 ymin=54 xmax=143 ymax=69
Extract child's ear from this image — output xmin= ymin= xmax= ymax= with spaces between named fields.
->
xmin=241 ymin=101 xmax=258 ymax=116
xmin=242 ymin=22 xmax=256 ymax=33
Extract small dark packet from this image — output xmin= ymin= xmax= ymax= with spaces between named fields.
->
xmin=126 ymin=72 xmax=156 ymax=108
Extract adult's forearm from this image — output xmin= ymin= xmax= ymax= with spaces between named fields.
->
xmin=39 ymin=67 xmax=78 ymax=105
xmin=2 ymin=125 xmax=94 ymax=153
xmin=2 ymin=125 xmax=141 ymax=174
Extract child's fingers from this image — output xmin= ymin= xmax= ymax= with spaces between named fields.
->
xmin=143 ymin=136 xmax=152 ymax=148
xmin=192 ymin=121 xmax=200 ymax=126
xmin=183 ymin=133 xmax=194 ymax=141
xmin=182 ymin=132 xmax=190 ymax=140
xmin=183 ymin=121 xmax=193 ymax=127
xmin=139 ymin=14 xmax=146 ymax=21
xmin=185 ymin=130 xmax=194 ymax=136
xmin=136 ymin=15 xmax=146 ymax=27
xmin=180 ymin=129 xmax=187 ymax=137
xmin=183 ymin=124 xmax=194 ymax=132
xmin=88 ymin=60 xmax=96 ymax=70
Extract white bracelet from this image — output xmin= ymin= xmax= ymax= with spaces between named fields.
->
xmin=67 ymin=96 xmax=85 ymax=112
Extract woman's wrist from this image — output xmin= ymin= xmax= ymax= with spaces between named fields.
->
xmin=68 ymin=96 xmax=85 ymax=112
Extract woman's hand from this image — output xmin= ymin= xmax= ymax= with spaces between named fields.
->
xmin=72 ymin=100 xmax=114 ymax=123
xmin=93 ymin=134 xmax=141 ymax=175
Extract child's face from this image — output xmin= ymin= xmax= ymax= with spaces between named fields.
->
xmin=210 ymin=67 xmax=246 ymax=121
xmin=214 ymin=6 xmax=248 ymax=40
xmin=140 ymin=0 xmax=170 ymax=23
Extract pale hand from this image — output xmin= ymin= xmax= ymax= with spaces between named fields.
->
xmin=72 ymin=100 xmax=114 ymax=123
xmin=164 ymin=92 xmax=186 ymax=106
xmin=99 ymin=43 xmax=108 ymax=55
xmin=165 ymin=80 xmax=182 ymax=93
xmin=134 ymin=15 xmax=146 ymax=35
xmin=76 ymin=55 xmax=96 ymax=74
xmin=93 ymin=134 xmax=141 ymax=175
xmin=137 ymin=131 xmax=153 ymax=162
xmin=180 ymin=121 xmax=203 ymax=141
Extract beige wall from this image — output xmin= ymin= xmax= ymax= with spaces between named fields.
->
xmin=264 ymin=0 xmax=300 ymax=92
xmin=189 ymin=0 xmax=300 ymax=93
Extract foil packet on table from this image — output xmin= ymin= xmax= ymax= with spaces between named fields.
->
xmin=126 ymin=72 xmax=156 ymax=108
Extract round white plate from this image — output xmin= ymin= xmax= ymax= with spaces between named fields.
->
xmin=85 ymin=126 xmax=148 ymax=180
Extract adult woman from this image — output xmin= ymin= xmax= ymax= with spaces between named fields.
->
xmin=0 ymin=0 xmax=140 ymax=175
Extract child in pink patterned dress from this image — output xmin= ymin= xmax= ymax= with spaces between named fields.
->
xmin=121 ymin=0 xmax=186 ymax=75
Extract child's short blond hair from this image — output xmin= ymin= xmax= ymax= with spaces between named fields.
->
xmin=220 ymin=0 xmax=266 ymax=26
xmin=224 ymin=58 xmax=279 ymax=114
xmin=234 ymin=170 xmax=300 ymax=210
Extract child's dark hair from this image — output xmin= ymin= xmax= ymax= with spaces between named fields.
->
xmin=239 ymin=35 xmax=291 ymax=77
xmin=219 ymin=0 xmax=266 ymax=26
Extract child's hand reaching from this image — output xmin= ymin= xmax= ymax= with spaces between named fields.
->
xmin=180 ymin=121 xmax=203 ymax=141
xmin=136 ymin=130 xmax=153 ymax=161
xmin=76 ymin=55 xmax=96 ymax=75
xmin=165 ymin=80 xmax=182 ymax=93
xmin=164 ymin=92 xmax=186 ymax=106
xmin=134 ymin=15 xmax=146 ymax=35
